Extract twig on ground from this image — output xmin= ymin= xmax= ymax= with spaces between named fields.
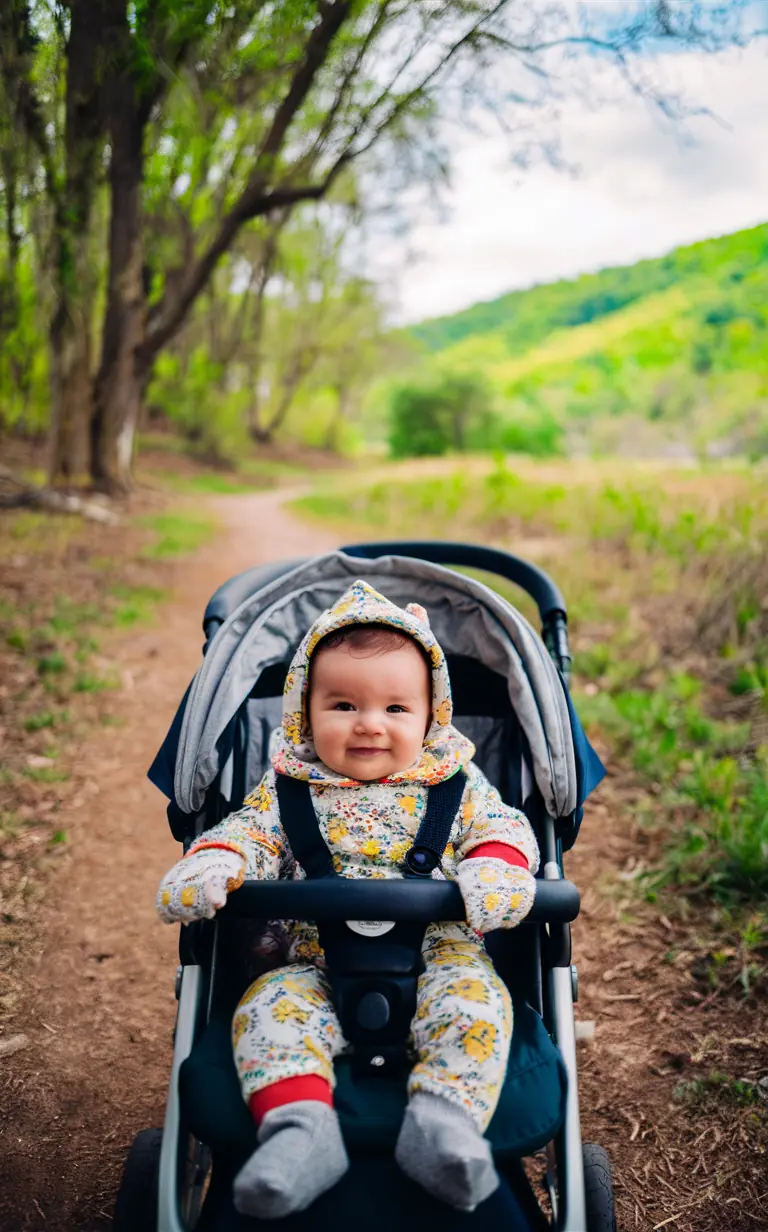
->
xmin=0 ymin=467 xmax=120 ymax=525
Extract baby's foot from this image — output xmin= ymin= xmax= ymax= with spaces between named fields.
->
xmin=395 ymin=1091 xmax=498 ymax=1212
xmin=233 ymin=1100 xmax=349 ymax=1219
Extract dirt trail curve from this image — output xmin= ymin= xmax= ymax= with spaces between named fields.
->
xmin=0 ymin=491 xmax=338 ymax=1232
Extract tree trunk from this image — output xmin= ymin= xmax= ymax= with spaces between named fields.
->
xmin=46 ymin=0 xmax=110 ymax=485
xmin=48 ymin=239 xmax=93 ymax=483
xmin=323 ymin=383 xmax=352 ymax=452
xmin=248 ymin=345 xmax=317 ymax=445
xmin=90 ymin=76 xmax=147 ymax=494
xmin=248 ymin=418 xmax=274 ymax=446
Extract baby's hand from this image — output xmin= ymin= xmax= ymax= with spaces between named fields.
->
xmin=456 ymin=858 xmax=535 ymax=934
xmin=156 ymin=847 xmax=246 ymax=924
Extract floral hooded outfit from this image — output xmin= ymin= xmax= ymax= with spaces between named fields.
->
xmin=159 ymin=580 xmax=540 ymax=1131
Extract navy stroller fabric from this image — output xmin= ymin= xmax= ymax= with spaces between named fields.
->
xmin=197 ymin=1155 xmax=533 ymax=1232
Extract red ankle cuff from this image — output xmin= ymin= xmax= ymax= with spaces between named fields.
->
xmin=467 ymin=842 xmax=528 ymax=869
xmin=249 ymin=1075 xmax=333 ymax=1124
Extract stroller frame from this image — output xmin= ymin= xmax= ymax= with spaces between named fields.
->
xmin=134 ymin=542 xmax=608 ymax=1232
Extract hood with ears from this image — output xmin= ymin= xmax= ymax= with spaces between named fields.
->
xmin=270 ymin=578 xmax=474 ymax=786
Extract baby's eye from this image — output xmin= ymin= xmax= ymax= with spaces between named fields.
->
xmin=387 ymin=704 xmax=408 ymax=713
xmin=333 ymin=702 xmax=355 ymax=712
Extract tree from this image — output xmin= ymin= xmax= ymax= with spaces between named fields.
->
xmin=244 ymin=207 xmax=388 ymax=447
xmin=388 ymin=372 xmax=496 ymax=458
xmin=0 ymin=0 xmax=757 ymax=491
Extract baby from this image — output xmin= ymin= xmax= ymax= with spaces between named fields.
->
xmin=157 ymin=580 xmax=539 ymax=1219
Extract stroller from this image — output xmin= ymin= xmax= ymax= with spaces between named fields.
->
xmin=116 ymin=541 xmax=614 ymax=1232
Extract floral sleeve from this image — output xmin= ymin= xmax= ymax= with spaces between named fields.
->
xmin=186 ymin=768 xmax=290 ymax=881
xmin=453 ymin=762 xmax=540 ymax=874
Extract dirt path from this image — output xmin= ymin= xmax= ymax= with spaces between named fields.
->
xmin=0 ymin=491 xmax=337 ymax=1232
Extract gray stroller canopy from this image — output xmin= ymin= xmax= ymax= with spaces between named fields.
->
xmin=172 ymin=551 xmax=579 ymax=820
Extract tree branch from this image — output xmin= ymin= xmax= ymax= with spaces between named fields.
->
xmin=306 ymin=0 xmax=394 ymax=163
xmin=144 ymin=0 xmax=353 ymax=355
xmin=324 ymin=0 xmax=510 ymax=170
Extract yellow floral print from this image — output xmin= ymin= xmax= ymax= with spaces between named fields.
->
xmin=443 ymin=978 xmax=490 ymax=1004
xmin=244 ymin=780 xmax=273 ymax=811
xmin=462 ymin=1021 xmax=497 ymax=1062
xmin=243 ymin=829 xmax=280 ymax=853
xmin=303 ymin=1034 xmax=333 ymax=1074
xmin=389 ymin=840 xmax=411 ymax=864
xmin=398 ymin=794 xmax=418 ymax=815
xmin=361 ymin=839 xmax=381 ymax=857
xmin=284 ymin=712 xmax=302 ymax=746
xmin=272 ymin=998 xmax=311 ymax=1025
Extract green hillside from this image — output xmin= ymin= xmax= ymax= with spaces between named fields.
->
xmin=402 ymin=224 xmax=768 ymax=458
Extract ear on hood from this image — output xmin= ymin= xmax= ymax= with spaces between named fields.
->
xmin=270 ymin=579 xmax=474 ymax=786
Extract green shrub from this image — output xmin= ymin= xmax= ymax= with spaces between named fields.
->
xmin=387 ymin=372 xmax=497 ymax=458
xmin=499 ymin=408 xmax=564 ymax=458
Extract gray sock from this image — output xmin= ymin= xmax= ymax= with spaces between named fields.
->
xmin=233 ymin=1100 xmax=349 ymax=1219
xmin=395 ymin=1091 xmax=499 ymax=1212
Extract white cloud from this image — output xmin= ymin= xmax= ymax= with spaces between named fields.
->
xmin=379 ymin=42 xmax=768 ymax=324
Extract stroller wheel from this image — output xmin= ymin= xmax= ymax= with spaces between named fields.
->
xmin=582 ymin=1143 xmax=617 ymax=1232
xmin=113 ymin=1127 xmax=162 ymax=1232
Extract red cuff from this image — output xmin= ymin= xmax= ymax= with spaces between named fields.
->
xmin=249 ymin=1075 xmax=333 ymax=1124
xmin=467 ymin=842 xmax=528 ymax=870
xmin=187 ymin=841 xmax=243 ymax=859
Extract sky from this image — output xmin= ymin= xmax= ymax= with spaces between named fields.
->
xmin=381 ymin=38 xmax=768 ymax=325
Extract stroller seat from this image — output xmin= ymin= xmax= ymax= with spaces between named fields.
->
xmin=179 ymin=997 xmax=566 ymax=1165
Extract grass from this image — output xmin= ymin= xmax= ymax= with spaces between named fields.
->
xmin=674 ymin=1072 xmax=767 ymax=1109
xmin=292 ymin=457 xmax=768 ymax=930
xmin=21 ymin=765 xmax=70 ymax=783
xmin=22 ymin=710 xmax=69 ymax=732
xmin=150 ymin=470 xmax=258 ymax=496
xmin=0 ymin=510 xmax=81 ymax=557
xmin=109 ymin=582 xmax=168 ymax=627
xmin=73 ymin=671 xmax=119 ymax=693
xmin=139 ymin=510 xmax=217 ymax=558
xmin=577 ymin=679 xmax=767 ymax=904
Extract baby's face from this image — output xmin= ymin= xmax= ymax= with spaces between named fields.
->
xmin=308 ymin=641 xmax=431 ymax=781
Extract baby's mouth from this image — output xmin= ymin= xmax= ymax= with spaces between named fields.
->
xmin=347 ymin=746 xmax=389 ymax=757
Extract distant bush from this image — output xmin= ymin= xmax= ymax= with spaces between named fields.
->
xmin=387 ymin=373 xmax=498 ymax=458
xmin=499 ymin=408 xmax=564 ymax=457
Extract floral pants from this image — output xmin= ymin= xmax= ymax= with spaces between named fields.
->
xmin=232 ymin=924 xmax=513 ymax=1131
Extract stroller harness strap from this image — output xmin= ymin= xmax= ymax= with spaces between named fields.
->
xmin=274 ymin=773 xmax=337 ymax=879
xmin=274 ymin=770 xmax=468 ymax=881
xmin=273 ymin=770 xmax=468 ymax=1076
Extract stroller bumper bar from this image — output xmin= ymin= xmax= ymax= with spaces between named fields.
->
xmin=341 ymin=541 xmax=567 ymax=622
xmin=220 ymin=877 xmax=580 ymax=924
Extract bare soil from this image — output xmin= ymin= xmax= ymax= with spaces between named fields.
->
xmin=0 ymin=489 xmax=765 ymax=1232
